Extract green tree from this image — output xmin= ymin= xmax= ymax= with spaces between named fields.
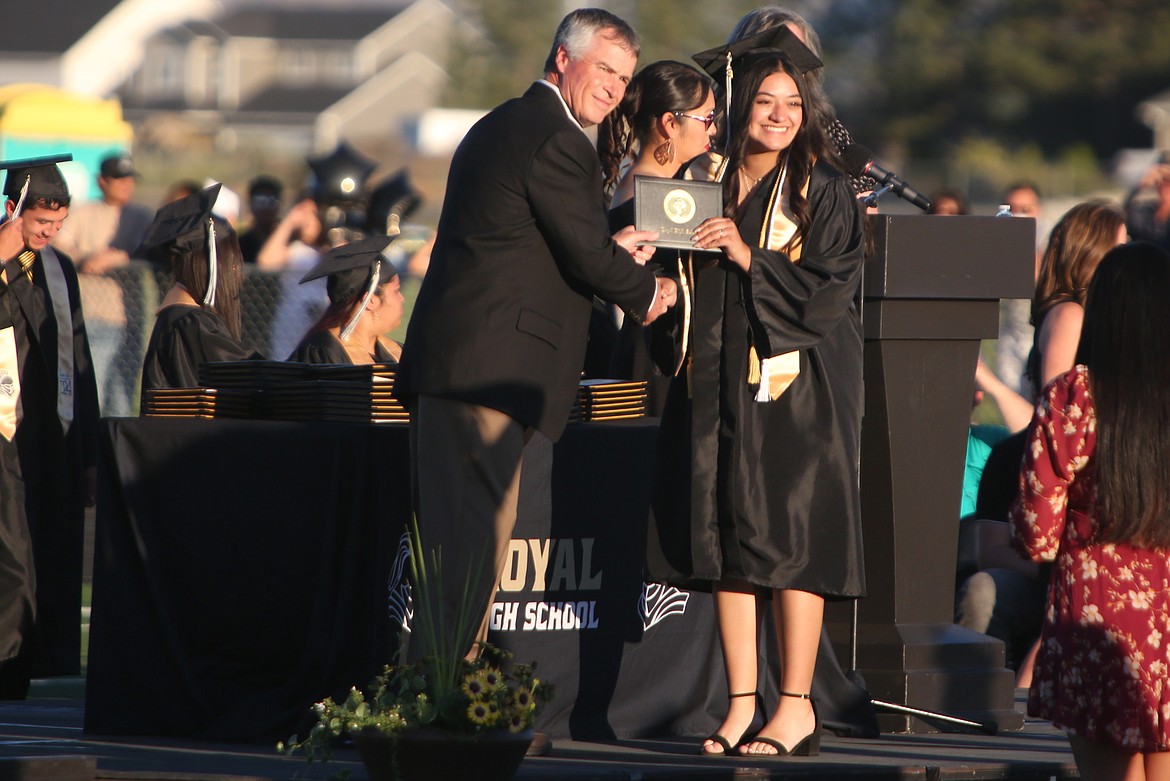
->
xmin=441 ymin=0 xmax=562 ymax=109
xmin=441 ymin=1 xmax=765 ymax=109
xmin=834 ymin=0 xmax=1170 ymax=159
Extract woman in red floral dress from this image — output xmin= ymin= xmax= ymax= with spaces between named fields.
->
xmin=1011 ymin=241 xmax=1170 ymax=781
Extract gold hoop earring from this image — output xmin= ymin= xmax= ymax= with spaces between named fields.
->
xmin=653 ymin=138 xmax=674 ymax=166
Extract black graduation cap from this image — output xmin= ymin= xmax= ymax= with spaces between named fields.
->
xmin=301 ymin=234 xmax=397 ymax=304
xmin=692 ymin=27 xmax=821 ymax=161
xmin=306 ymin=141 xmax=377 ymax=205
xmin=1 ymin=153 xmax=73 ymax=207
xmin=692 ymin=25 xmax=823 ymax=80
xmin=136 ymin=184 xmax=224 ymax=307
xmin=366 ymin=169 xmax=421 ymax=235
xmin=136 ymin=183 xmax=221 ymax=261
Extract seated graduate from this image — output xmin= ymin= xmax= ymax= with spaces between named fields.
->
xmin=138 ymin=183 xmax=260 ymax=402
xmin=286 ymin=234 xmax=405 ymax=365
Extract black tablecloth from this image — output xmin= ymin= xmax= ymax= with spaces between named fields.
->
xmin=85 ymin=417 xmax=873 ymax=743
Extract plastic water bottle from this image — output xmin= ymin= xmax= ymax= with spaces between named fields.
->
xmin=995 ymin=204 xmax=1012 ymax=217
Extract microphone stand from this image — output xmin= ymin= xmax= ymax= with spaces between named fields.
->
xmin=861 ymin=185 xmax=892 ymax=210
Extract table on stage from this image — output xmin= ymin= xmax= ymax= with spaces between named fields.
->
xmin=84 ymin=417 xmax=739 ymax=742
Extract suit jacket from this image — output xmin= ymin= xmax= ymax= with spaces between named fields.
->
xmin=398 ymin=82 xmax=657 ymax=441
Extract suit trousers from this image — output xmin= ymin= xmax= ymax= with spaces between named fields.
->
xmin=409 ymin=395 xmax=529 ymax=660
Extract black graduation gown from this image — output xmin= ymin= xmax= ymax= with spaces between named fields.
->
xmin=583 ymin=197 xmax=675 ymax=417
xmin=0 ymin=248 xmax=99 ymax=684
xmin=286 ymin=329 xmax=397 ymax=365
xmin=647 ymin=162 xmax=866 ymax=598
xmin=140 ymin=304 xmax=259 ymax=402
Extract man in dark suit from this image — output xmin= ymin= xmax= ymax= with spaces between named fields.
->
xmin=399 ymin=8 xmax=675 ymax=667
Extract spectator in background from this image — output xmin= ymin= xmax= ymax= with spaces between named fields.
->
xmin=52 ymin=153 xmax=153 ymax=417
xmin=238 ymin=176 xmax=283 ymax=265
xmin=927 ymin=188 xmax=968 ymax=215
xmin=259 ymin=194 xmax=329 ymax=360
xmin=960 ymin=200 xmax=1127 ymax=685
xmin=996 ymin=181 xmax=1045 ymax=396
xmin=163 ymin=180 xmax=201 ymax=205
xmin=1124 ymin=152 xmax=1170 ymax=253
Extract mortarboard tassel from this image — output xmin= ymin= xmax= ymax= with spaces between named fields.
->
xmin=721 ymin=51 xmax=733 ymax=161
xmin=9 ymin=177 xmax=30 ymax=222
xmin=340 ymin=259 xmax=381 ymax=342
xmin=204 ymin=218 xmax=218 ymax=307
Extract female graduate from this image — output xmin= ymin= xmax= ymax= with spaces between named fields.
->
xmin=286 ymin=234 xmax=404 ymax=366
xmin=592 ymin=60 xmax=716 ymax=413
xmin=646 ymin=27 xmax=866 ymax=758
xmin=138 ymin=184 xmax=258 ymax=403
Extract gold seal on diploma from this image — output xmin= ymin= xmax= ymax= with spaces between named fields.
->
xmin=663 ymin=189 xmax=697 ymax=224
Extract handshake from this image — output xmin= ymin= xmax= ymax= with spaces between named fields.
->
xmin=613 ymin=226 xmax=677 ymax=325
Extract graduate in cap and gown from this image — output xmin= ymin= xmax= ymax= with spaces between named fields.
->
xmin=0 ymin=155 xmax=100 ymax=697
xmin=645 ymin=27 xmax=866 ymax=756
xmin=138 ymin=184 xmax=259 ymax=402
xmin=287 ymin=234 xmax=404 ymax=366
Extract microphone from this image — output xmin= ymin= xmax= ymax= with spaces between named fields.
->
xmin=841 ymin=145 xmax=932 ymax=212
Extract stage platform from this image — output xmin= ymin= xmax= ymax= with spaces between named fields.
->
xmin=0 ymin=689 xmax=1080 ymax=781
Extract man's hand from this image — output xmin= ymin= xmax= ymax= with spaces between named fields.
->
xmin=0 ymin=216 xmax=24 ymax=262
xmin=612 ymin=226 xmax=658 ymax=266
xmin=644 ymin=277 xmax=677 ymax=325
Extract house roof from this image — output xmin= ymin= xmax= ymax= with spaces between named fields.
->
xmin=0 ymin=0 xmax=121 ymax=53
xmin=217 ymin=8 xmax=403 ymax=40
xmin=239 ymin=85 xmax=352 ymax=114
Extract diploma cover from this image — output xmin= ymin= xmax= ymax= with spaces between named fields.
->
xmin=635 ymin=176 xmax=723 ymax=250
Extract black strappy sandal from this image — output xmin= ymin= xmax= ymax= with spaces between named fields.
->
xmin=700 ymin=691 xmax=760 ymax=756
xmin=740 ymin=690 xmax=821 ymax=758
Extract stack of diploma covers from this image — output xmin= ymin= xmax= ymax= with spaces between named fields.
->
xmin=142 ymin=360 xmax=408 ymax=423
xmin=570 ymin=379 xmax=648 ymax=423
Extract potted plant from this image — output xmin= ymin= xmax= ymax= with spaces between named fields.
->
xmin=279 ymin=525 xmax=551 ymax=781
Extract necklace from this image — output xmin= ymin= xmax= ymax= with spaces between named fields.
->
xmin=739 ymin=167 xmax=763 ymax=188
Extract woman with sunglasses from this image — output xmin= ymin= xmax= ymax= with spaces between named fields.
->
xmin=592 ymin=61 xmax=716 ymax=413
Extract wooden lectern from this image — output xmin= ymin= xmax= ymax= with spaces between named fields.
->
xmin=829 ymin=214 xmax=1035 ymax=733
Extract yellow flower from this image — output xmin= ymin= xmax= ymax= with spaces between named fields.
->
xmin=512 ymin=687 xmax=534 ymax=712
xmin=462 ymin=673 xmax=487 ymax=700
xmin=467 ymin=701 xmax=493 ymax=725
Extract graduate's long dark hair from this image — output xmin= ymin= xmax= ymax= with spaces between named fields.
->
xmin=721 ymin=54 xmax=841 ymax=253
xmin=597 ymin=60 xmax=713 ymax=192
xmin=1076 ymin=241 xmax=1170 ymax=547
xmin=169 ymin=216 xmax=245 ymax=340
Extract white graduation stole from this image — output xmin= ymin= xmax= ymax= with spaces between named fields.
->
xmin=685 ymin=152 xmax=806 ymax=402
xmin=0 ymin=324 xmax=19 ymax=441
xmin=40 ymin=246 xmax=76 ymax=433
